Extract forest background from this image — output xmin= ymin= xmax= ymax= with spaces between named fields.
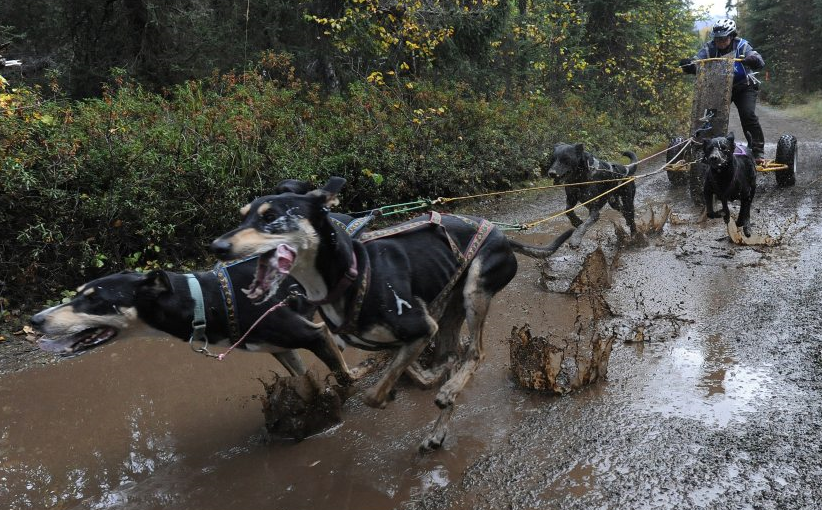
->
xmin=0 ymin=0 xmax=819 ymax=313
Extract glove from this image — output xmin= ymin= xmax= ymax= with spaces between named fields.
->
xmin=679 ymin=58 xmax=693 ymax=67
xmin=742 ymin=54 xmax=760 ymax=67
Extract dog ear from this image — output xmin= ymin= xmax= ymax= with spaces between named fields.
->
xmin=273 ymin=179 xmax=312 ymax=195
xmin=726 ymin=132 xmax=735 ymax=145
xmin=308 ymin=177 xmax=346 ymax=209
xmin=322 ymin=176 xmax=346 ymax=194
xmin=140 ymin=270 xmax=174 ymax=295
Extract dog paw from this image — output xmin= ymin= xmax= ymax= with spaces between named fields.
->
xmin=419 ymin=433 xmax=446 ymax=453
xmin=361 ymin=387 xmax=388 ymax=409
xmin=347 ymin=363 xmax=372 ymax=381
xmin=435 ymin=390 xmax=454 ymax=410
xmin=743 ymin=226 xmax=751 ymax=237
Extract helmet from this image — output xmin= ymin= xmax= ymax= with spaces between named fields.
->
xmin=710 ymin=19 xmax=736 ymax=38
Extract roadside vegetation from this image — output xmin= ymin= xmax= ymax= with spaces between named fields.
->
xmin=779 ymin=94 xmax=822 ymax=126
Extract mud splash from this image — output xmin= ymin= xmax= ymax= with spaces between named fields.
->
xmin=260 ymin=372 xmax=347 ymax=440
xmin=509 ymin=248 xmax=615 ymax=393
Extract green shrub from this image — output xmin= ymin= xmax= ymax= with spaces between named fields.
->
xmin=0 ymin=57 xmax=687 ymax=310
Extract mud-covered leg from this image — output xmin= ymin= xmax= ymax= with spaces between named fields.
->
xmin=301 ymin=320 xmax=358 ymax=386
xmin=704 ymin=191 xmax=719 ymax=219
xmin=362 ymin=336 xmax=430 ymax=409
xmin=738 ymin=196 xmax=753 ymax=237
xmin=436 ymin=281 xmax=493 ymax=407
xmin=565 ymin=196 xmax=584 ymax=228
xmin=405 ymin=358 xmax=454 ymax=389
xmin=419 ymin=404 xmax=455 ymax=453
xmin=569 ymin=208 xmax=600 ymax=248
xmin=427 ymin=285 xmax=493 ymax=450
xmin=721 ymin=200 xmax=731 ymax=224
xmin=623 ymin=193 xmax=637 ymax=234
xmin=272 ymin=350 xmax=307 ymax=376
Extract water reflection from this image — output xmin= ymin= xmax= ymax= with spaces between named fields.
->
xmin=639 ymin=334 xmax=773 ymax=427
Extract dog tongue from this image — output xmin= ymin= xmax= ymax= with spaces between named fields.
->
xmin=275 ymin=244 xmax=296 ymax=274
xmin=37 ymin=337 xmax=76 ymax=353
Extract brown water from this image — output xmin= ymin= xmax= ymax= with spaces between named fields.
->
xmin=0 ymin=270 xmax=581 ymax=510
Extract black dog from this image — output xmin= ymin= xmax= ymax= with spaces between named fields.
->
xmin=210 ymin=177 xmax=573 ymax=451
xmin=29 ymin=258 xmax=361 ymax=381
xmin=701 ymin=133 xmax=757 ymax=237
xmin=547 ymin=143 xmax=638 ymax=247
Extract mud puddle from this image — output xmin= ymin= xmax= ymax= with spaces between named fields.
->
xmin=0 ymin=264 xmax=579 ymax=510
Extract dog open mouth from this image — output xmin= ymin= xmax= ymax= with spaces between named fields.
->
xmin=37 ymin=327 xmax=118 ymax=357
xmin=243 ymin=243 xmax=297 ymax=302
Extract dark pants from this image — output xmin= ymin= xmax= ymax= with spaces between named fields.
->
xmin=732 ymin=85 xmax=765 ymax=159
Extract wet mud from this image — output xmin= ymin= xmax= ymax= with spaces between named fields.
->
xmin=2 ymin=106 xmax=822 ymax=510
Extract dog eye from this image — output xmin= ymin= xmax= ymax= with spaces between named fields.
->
xmin=261 ymin=210 xmax=279 ymax=223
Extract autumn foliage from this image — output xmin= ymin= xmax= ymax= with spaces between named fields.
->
xmin=0 ymin=1 xmax=698 ymax=310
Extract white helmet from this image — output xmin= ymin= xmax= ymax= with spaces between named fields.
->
xmin=711 ymin=19 xmax=736 ymax=38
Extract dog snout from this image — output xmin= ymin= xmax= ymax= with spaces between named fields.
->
xmin=547 ymin=170 xmax=558 ymax=179
xmin=210 ymin=238 xmax=233 ymax=259
xmin=30 ymin=312 xmax=46 ymax=328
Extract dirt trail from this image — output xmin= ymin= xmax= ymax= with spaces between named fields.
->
xmin=1 ymin=104 xmax=821 ymax=510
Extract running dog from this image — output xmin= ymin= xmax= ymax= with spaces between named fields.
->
xmin=210 ymin=177 xmax=573 ymax=451
xmin=701 ymin=132 xmax=757 ymax=237
xmin=546 ymin=143 xmax=638 ymax=248
xmin=31 ymin=179 xmax=373 ymax=383
xmin=29 ymin=258 xmax=359 ymax=381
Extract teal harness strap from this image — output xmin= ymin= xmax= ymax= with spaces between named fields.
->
xmin=185 ymin=274 xmax=213 ymax=355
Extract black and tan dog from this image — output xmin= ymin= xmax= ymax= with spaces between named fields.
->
xmin=31 ymin=179 xmax=372 ymax=382
xmin=29 ymin=258 xmax=361 ymax=380
xmin=210 ymin=177 xmax=572 ymax=451
xmin=701 ymin=132 xmax=757 ymax=237
xmin=546 ymin=143 xmax=638 ymax=248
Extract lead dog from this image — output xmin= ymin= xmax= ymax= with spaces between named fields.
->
xmin=701 ymin=132 xmax=757 ymax=237
xmin=210 ymin=177 xmax=573 ymax=451
xmin=546 ymin=143 xmax=638 ymax=247
xmin=29 ymin=257 xmax=360 ymax=381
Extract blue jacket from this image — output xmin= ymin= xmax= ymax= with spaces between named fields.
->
xmin=685 ymin=38 xmax=765 ymax=88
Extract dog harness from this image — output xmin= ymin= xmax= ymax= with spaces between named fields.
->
xmin=318 ymin=212 xmax=495 ymax=342
xmin=585 ymin=155 xmax=633 ymax=178
xmin=184 ymin=273 xmax=213 ymax=354
xmin=205 ymin=214 xmax=377 ymax=343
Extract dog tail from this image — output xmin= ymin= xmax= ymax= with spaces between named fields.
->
xmin=508 ymin=228 xmax=574 ymax=259
xmin=621 ymin=151 xmax=639 ymax=175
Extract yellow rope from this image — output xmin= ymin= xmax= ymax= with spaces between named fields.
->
xmin=432 ymin=137 xmax=696 ymax=231
xmin=523 ymin=176 xmax=637 ymax=229
xmin=432 ymin=177 xmax=636 ymax=205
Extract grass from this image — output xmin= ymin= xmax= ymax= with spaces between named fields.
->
xmin=780 ymin=92 xmax=822 ymax=125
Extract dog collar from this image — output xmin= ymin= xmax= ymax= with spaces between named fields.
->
xmin=185 ymin=274 xmax=207 ymax=342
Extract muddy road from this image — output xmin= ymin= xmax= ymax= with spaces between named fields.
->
xmin=2 ymin=105 xmax=821 ymax=510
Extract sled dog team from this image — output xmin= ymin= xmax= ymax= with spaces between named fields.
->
xmin=32 ymin=131 xmax=757 ymax=450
